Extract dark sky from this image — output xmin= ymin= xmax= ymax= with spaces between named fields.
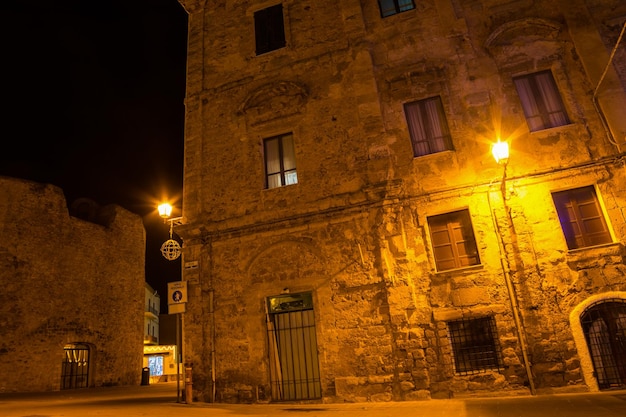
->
xmin=1 ymin=1 xmax=188 ymax=310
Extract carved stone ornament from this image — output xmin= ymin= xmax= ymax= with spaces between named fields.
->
xmin=239 ymin=81 xmax=309 ymax=125
xmin=485 ymin=18 xmax=562 ymax=50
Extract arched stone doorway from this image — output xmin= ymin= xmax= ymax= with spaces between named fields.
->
xmin=61 ymin=343 xmax=92 ymax=389
xmin=570 ymin=292 xmax=626 ymax=391
xmin=580 ymin=299 xmax=626 ymax=389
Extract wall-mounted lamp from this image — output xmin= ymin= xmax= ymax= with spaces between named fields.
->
xmin=491 ymin=139 xmax=509 ymax=165
xmin=157 ymin=203 xmax=183 ymax=261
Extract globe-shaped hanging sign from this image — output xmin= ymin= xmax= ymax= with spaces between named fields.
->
xmin=161 ymin=239 xmax=181 ymax=261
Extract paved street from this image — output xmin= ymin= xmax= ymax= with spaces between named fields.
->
xmin=1 ymin=382 xmax=626 ymax=417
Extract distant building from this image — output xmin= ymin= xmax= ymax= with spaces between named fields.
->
xmin=0 ymin=177 xmax=145 ymax=392
xmin=142 ymin=288 xmax=180 ymax=383
xmin=143 ymin=312 xmax=180 ymax=384
xmin=144 ymin=283 xmax=160 ymax=346
xmin=176 ymin=0 xmax=626 ymax=403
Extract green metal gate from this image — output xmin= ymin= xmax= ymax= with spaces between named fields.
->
xmin=266 ymin=292 xmax=321 ymax=401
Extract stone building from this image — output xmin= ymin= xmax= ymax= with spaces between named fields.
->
xmin=0 ymin=177 xmax=145 ymax=392
xmin=174 ymin=0 xmax=626 ymax=403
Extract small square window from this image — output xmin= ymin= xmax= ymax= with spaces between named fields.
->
xmin=513 ymin=70 xmax=570 ymax=132
xmin=378 ymin=0 xmax=416 ymax=18
xmin=427 ymin=209 xmax=479 ymax=271
xmin=552 ymin=186 xmax=612 ymax=250
xmin=404 ymin=96 xmax=453 ymax=157
xmin=447 ymin=316 xmax=503 ymax=375
xmin=254 ymin=4 xmax=286 ymax=55
xmin=264 ymin=133 xmax=297 ymax=189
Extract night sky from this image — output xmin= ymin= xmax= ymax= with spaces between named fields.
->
xmin=1 ymin=1 xmax=188 ymax=310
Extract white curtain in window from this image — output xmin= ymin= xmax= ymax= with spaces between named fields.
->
xmin=535 ymin=72 xmax=569 ymax=127
xmin=514 ymin=77 xmax=543 ymax=131
xmin=265 ymin=138 xmax=281 ymax=188
xmin=406 ymin=102 xmax=428 ymax=156
xmin=425 ymin=98 xmax=448 ymax=152
xmin=405 ymin=97 xmax=449 ymax=156
xmin=514 ymin=72 xmax=568 ymax=131
xmin=281 ymin=134 xmax=298 ymax=186
xmin=281 ymin=134 xmax=296 ymax=171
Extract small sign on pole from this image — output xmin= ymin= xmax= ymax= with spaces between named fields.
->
xmin=168 ymin=281 xmax=187 ymax=314
xmin=167 ymin=281 xmax=187 ymax=402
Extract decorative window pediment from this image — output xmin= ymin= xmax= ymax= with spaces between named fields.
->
xmin=485 ymin=18 xmax=563 ymax=68
xmin=485 ymin=18 xmax=561 ymax=49
xmin=239 ymin=81 xmax=308 ymax=125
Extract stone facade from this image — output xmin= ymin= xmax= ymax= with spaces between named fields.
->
xmin=0 ymin=177 xmax=145 ymax=392
xmin=175 ymin=0 xmax=626 ymax=403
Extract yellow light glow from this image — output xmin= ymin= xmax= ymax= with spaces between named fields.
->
xmin=158 ymin=203 xmax=173 ymax=219
xmin=492 ymin=139 xmax=509 ymax=164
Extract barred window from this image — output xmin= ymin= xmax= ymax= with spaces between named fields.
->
xmin=447 ymin=316 xmax=503 ymax=375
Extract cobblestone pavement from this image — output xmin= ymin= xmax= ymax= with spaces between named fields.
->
xmin=1 ymin=383 xmax=626 ymax=417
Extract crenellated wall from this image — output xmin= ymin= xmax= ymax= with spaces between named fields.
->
xmin=0 ymin=177 xmax=145 ymax=392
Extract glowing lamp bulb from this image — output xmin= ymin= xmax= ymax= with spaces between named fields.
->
xmin=158 ymin=203 xmax=173 ymax=219
xmin=492 ymin=139 xmax=509 ymax=165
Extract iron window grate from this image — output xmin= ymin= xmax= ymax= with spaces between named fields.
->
xmin=447 ymin=316 xmax=504 ymax=375
xmin=580 ymin=298 xmax=626 ymax=389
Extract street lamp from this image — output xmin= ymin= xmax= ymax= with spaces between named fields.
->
xmin=157 ymin=203 xmax=183 ymax=261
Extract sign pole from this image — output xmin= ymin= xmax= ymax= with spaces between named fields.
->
xmin=176 ymin=312 xmax=181 ymax=403
xmin=168 ymin=281 xmax=187 ymax=404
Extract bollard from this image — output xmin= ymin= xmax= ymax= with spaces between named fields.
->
xmin=184 ymin=364 xmax=193 ymax=403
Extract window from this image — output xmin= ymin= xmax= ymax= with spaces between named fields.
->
xmin=513 ymin=70 xmax=570 ymax=132
xmin=552 ymin=186 xmax=612 ymax=250
xmin=264 ymin=133 xmax=297 ymax=189
xmin=404 ymin=96 xmax=453 ymax=157
xmin=378 ymin=0 xmax=415 ymax=17
xmin=148 ymin=356 xmax=164 ymax=377
xmin=447 ymin=316 xmax=503 ymax=375
xmin=427 ymin=209 xmax=479 ymax=271
xmin=254 ymin=3 xmax=286 ymax=55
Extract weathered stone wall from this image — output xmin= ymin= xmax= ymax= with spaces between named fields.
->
xmin=0 ymin=177 xmax=145 ymax=392
xmin=177 ymin=0 xmax=626 ymax=403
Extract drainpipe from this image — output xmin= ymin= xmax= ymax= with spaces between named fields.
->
xmin=592 ymin=20 xmax=626 ymax=153
xmin=209 ymin=289 xmax=216 ymax=402
xmin=207 ymin=236 xmax=216 ymax=403
xmin=488 ymin=167 xmax=537 ymax=395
